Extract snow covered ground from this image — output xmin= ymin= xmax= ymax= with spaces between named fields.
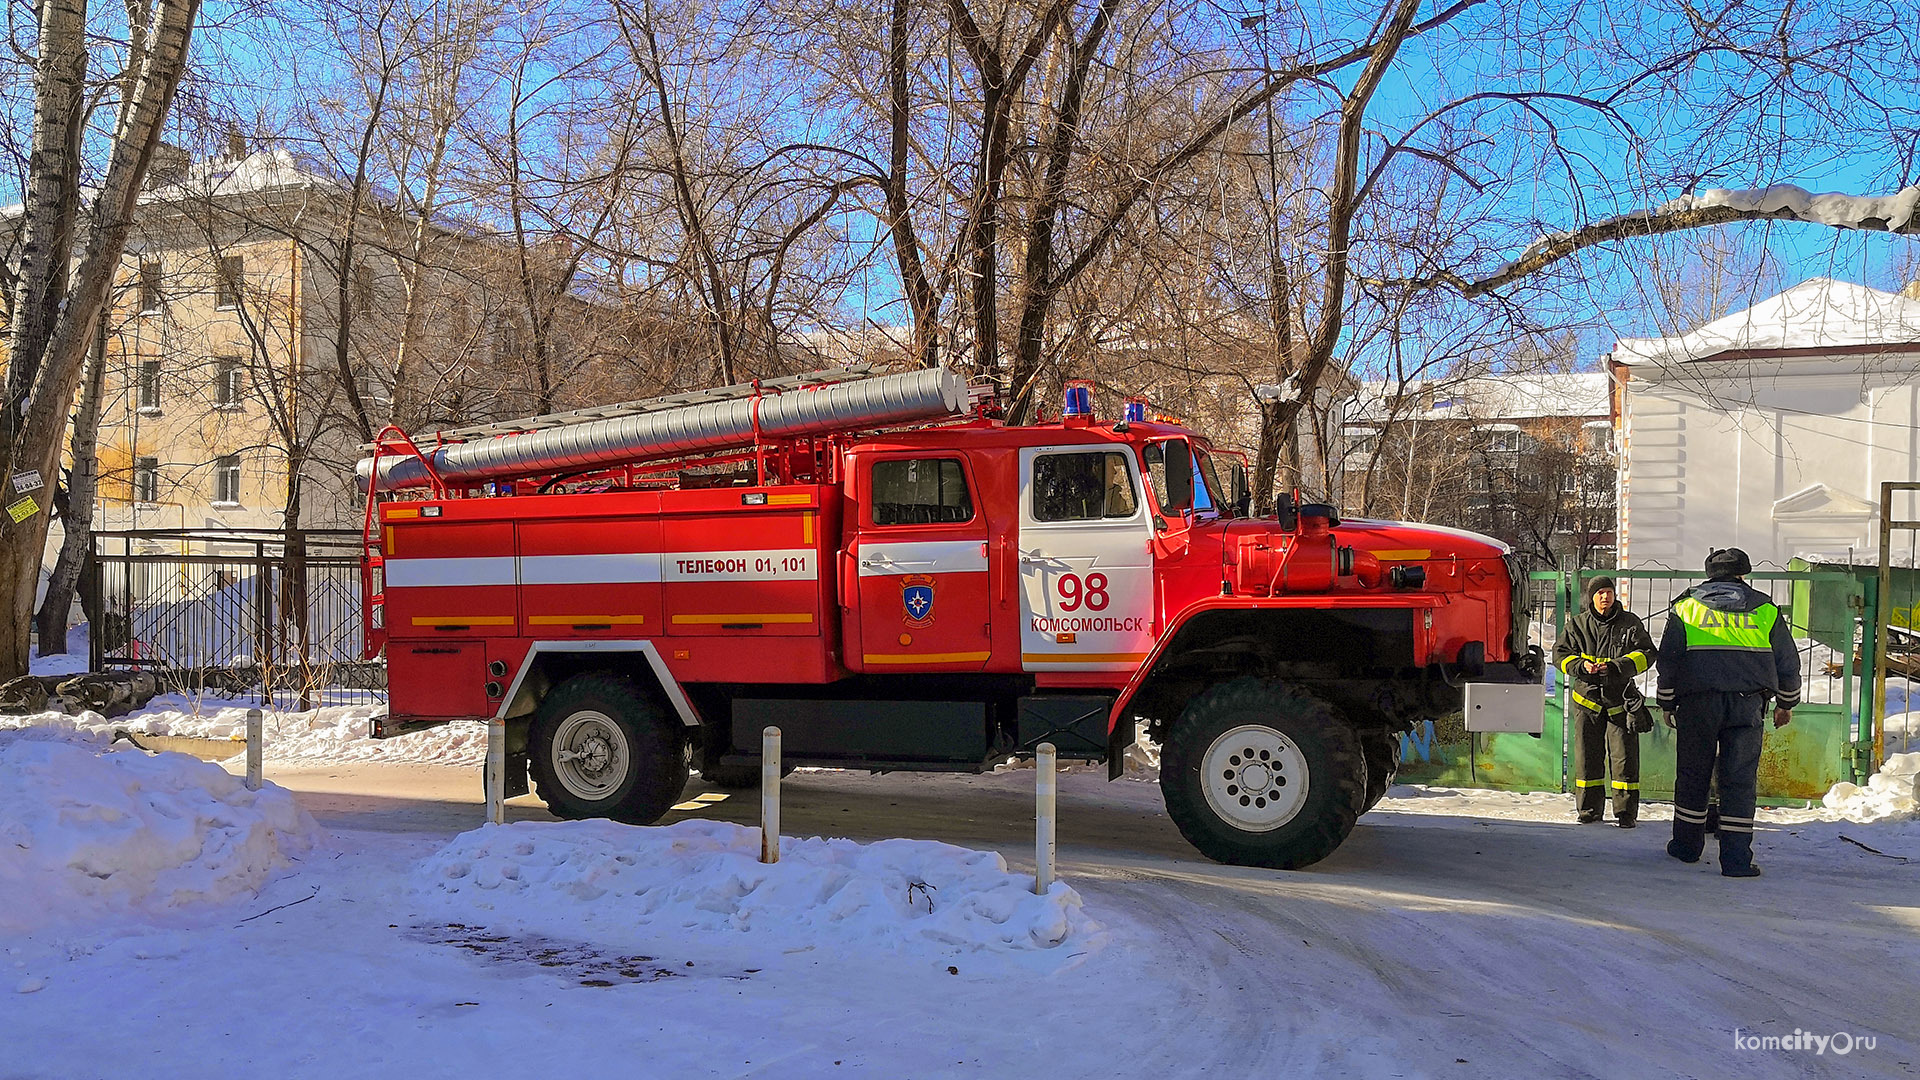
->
xmin=4 ymin=700 xmax=1919 ymax=1078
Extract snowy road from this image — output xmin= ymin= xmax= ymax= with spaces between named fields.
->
xmin=81 ymin=759 xmax=1902 ymax=1080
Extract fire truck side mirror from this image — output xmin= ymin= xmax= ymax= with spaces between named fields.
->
xmin=1227 ymin=464 xmax=1251 ymax=518
xmin=1274 ymin=490 xmax=1299 ymax=531
xmin=1162 ymin=439 xmax=1193 ymax=512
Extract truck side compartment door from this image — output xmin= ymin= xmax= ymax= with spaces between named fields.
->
xmin=1017 ymin=446 xmax=1156 ymax=672
xmin=849 ymin=455 xmax=991 ymax=671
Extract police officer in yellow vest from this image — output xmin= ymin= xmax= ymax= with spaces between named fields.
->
xmin=1655 ymin=548 xmax=1800 ymax=877
xmin=1554 ymin=575 xmax=1656 ymax=826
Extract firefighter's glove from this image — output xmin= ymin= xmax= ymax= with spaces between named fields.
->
xmin=1632 ymin=709 xmax=1655 ymax=734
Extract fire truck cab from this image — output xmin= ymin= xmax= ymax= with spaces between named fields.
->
xmin=363 ymin=368 xmax=1541 ymax=869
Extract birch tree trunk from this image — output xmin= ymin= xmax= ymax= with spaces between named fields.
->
xmin=0 ymin=0 xmax=202 ymax=679
xmin=34 ymin=320 xmax=107 ymax=655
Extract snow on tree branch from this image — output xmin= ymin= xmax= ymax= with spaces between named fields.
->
xmin=1396 ymin=184 xmax=1920 ymax=298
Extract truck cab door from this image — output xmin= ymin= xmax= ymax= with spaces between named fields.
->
xmin=848 ymin=454 xmax=992 ymax=671
xmin=1017 ymin=445 xmax=1157 ymax=672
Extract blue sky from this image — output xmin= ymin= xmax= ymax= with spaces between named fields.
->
xmin=155 ymin=0 xmax=1920 ymax=368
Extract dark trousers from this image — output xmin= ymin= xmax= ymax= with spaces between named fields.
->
xmin=1670 ymin=691 xmax=1765 ymax=869
xmin=1572 ymin=708 xmax=1640 ymax=820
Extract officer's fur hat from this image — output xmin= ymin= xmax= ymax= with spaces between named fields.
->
xmin=1704 ymin=547 xmax=1752 ymax=579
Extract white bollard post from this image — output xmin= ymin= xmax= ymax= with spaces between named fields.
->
xmin=1035 ymin=742 xmax=1056 ymax=895
xmin=485 ymin=716 xmax=506 ymax=825
xmin=245 ymin=708 xmax=263 ymax=791
xmin=761 ymin=726 xmax=781 ymax=864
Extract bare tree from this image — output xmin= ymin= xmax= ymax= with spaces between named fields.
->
xmin=33 ymin=313 xmax=109 ymax=655
xmin=0 ymin=0 xmax=202 ymax=678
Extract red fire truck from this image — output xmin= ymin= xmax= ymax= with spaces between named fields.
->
xmin=359 ymin=365 xmax=1542 ymax=869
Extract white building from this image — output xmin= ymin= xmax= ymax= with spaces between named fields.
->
xmin=1610 ymin=277 xmax=1920 ymax=571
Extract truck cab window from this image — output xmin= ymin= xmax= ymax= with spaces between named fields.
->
xmin=871 ymin=458 xmax=973 ymax=525
xmin=1144 ymin=441 xmax=1217 ymax=513
xmin=1032 ymin=451 xmax=1137 ymax=522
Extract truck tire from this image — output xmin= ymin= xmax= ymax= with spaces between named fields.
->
xmin=1360 ymin=729 xmax=1400 ymax=813
xmin=1161 ymin=678 xmax=1365 ymax=870
xmin=530 ymin=673 xmax=687 ymax=824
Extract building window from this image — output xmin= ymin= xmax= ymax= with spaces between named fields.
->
xmin=494 ymin=316 xmax=523 ymax=362
xmin=1484 ymin=426 xmax=1523 ymax=453
xmin=215 ymin=358 xmax=244 ymax=408
xmin=1583 ymin=421 xmax=1613 ymax=453
xmin=139 ymin=262 xmax=162 ymax=314
xmin=1343 ymin=426 xmax=1380 ymax=465
xmin=138 ymin=360 xmax=162 ymax=412
xmin=214 ymin=454 xmax=242 ymax=505
xmin=134 ymin=457 xmax=160 ymax=504
xmin=870 ymin=458 xmax=973 ymax=526
xmin=215 ymin=256 xmax=244 ymax=309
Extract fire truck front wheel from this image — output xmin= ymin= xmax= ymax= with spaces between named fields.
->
xmin=529 ymin=674 xmax=688 ymax=824
xmin=1161 ymin=678 xmax=1365 ymax=870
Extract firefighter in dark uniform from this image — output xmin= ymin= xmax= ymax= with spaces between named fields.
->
xmin=1554 ymin=575 xmax=1657 ymax=826
xmin=1656 ymin=548 xmax=1801 ymax=878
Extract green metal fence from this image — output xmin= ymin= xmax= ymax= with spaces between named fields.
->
xmin=1392 ymin=568 xmax=1871 ymax=806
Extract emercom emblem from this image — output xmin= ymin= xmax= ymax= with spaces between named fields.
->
xmin=902 ymin=574 xmax=935 ymax=627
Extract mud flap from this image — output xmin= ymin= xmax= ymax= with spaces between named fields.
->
xmin=1108 ymin=714 xmax=1136 ymax=780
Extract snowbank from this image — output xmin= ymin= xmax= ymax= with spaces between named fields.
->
xmin=0 ymin=725 xmax=323 ymax=935
xmin=1820 ymin=753 xmax=1920 ymax=823
xmin=413 ymin=819 xmax=1100 ymax=963
xmin=27 ymin=622 xmax=91 ymax=678
xmin=120 ymin=702 xmax=485 ymax=766
xmin=0 ymin=703 xmax=486 ymax=767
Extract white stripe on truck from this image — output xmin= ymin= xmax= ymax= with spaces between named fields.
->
xmin=384 ymin=550 xmax=821 ymax=588
xmin=856 ymin=539 xmax=988 ymax=576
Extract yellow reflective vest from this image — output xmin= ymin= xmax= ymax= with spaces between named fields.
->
xmin=1655 ymin=580 xmax=1802 ymax=708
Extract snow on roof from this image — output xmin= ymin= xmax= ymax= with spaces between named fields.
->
xmin=1349 ymin=371 xmax=1608 ymax=423
xmin=139 ymin=147 xmax=343 ymax=203
xmin=1613 ymin=278 xmax=1920 ymax=366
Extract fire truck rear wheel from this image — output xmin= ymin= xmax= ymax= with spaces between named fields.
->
xmin=529 ymin=673 xmax=687 ymax=824
xmin=1161 ymin=678 xmax=1365 ymax=870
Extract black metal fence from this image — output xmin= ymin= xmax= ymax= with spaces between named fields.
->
xmin=88 ymin=529 xmax=385 ymax=708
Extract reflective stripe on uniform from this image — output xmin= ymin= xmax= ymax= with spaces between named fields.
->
xmin=1673 ymin=596 xmax=1777 ymax=652
xmin=1572 ymin=777 xmax=1608 ymax=787
xmin=1674 ymin=805 xmax=1709 ymax=822
xmin=1610 ymin=780 xmax=1639 ymax=790
xmin=1622 ymin=650 xmax=1651 ymax=675
xmin=1569 ymin=689 xmax=1626 ymax=716
xmin=1718 ymin=822 xmax=1755 ymax=833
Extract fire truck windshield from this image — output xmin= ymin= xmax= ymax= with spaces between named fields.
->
xmin=1194 ymin=447 xmax=1225 ymax=509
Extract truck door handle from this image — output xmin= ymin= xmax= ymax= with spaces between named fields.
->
xmin=1019 ymin=551 xmax=1049 ymax=565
